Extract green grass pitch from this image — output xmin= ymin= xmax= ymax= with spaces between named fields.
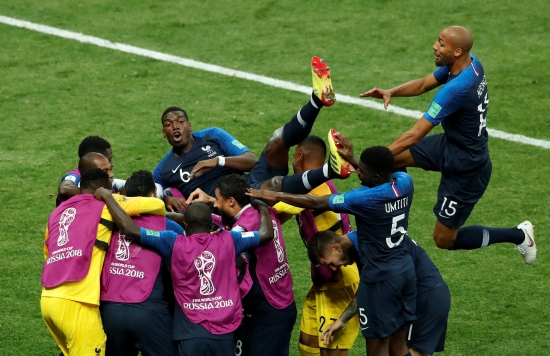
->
xmin=0 ymin=1 xmax=549 ymax=355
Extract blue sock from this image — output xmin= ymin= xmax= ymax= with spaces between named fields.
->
xmin=282 ymin=95 xmax=321 ymax=147
xmin=281 ymin=164 xmax=329 ymax=194
xmin=451 ymin=225 xmax=525 ymax=250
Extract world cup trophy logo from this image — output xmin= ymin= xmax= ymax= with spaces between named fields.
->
xmin=272 ymin=220 xmax=285 ymax=263
xmin=115 ymin=234 xmax=133 ymax=261
xmin=194 ymin=251 xmax=216 ymax=295
xmin=57 ymin=208 xmax=76 ymax=246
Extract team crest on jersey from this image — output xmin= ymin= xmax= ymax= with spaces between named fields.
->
xmin=57 ymin=207 xmax=77 ymax=246
xmin=115 ymin=234 xmax=133 ymax=261
xmin=195 ymin=251 xmax=216 ymax=295
xmin=201 ymin=145 xmax=217 ymax=158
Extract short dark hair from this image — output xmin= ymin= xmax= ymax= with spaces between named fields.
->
xmin=125 ymin=170 xmax=156 ymax=197
xmin=216 ymin=174 xmax=250 ymax=208
xmin=298 ymin=135 xmax=326 ymax=157
xmin=78 ymin=136 xmax=111 ymax=158
xmin=359 ymin=146 xmax=394 ymax=175
xmin=161 ymin=107 xmax=188 ymax=123
xmin=307 ymin=230 xmax=340 ymax=265
xmin=184 ymin=203 xmax=213 ymax=230
xmin=80 ymin=168 xmax=110 ymax=190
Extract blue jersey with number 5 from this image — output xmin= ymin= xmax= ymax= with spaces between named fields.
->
xmin=424 ymin=54 xmax=490 ymax=172
xmin=328 ymin=172 xmax=414 ymax=283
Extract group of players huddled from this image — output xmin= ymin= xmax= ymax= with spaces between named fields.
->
xmin=41 ymin=25 xmax=536 ymax=356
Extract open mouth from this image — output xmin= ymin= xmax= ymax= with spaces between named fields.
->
xmin=173 ymin=132 xmax=182 ymax=142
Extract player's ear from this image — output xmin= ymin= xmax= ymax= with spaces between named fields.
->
xmin=454 ymin=47 xmax=463 ymax=58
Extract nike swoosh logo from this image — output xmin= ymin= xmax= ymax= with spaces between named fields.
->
xmin=526 ymin=232 xmax=535 ymax=247
xmin=172 ymin=164 xmax=181 ymax=173
xmin=360 ymin=327 xmax=369 ymax=330
xmin=438 ymin=212 xmax=450 ymax=219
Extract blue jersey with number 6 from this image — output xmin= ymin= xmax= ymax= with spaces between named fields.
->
xmin=424 ymin=54 xmax=490 ymax=172
xmin=328 ymin=172 xmax=414 ymax=283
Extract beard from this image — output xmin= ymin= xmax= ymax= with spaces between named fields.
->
xmin=217 ymin=208 xmax=235 ymax=227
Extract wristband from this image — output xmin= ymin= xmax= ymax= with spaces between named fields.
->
xmin=218 ymin=156 xmax=226 ymax=166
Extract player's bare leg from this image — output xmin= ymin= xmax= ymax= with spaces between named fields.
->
xmin=433 ymin=221 xmax=459 ymax=249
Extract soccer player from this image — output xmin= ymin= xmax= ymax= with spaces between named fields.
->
xmin=94 ymin=189 xmax=275 ymax=356
xmin=154 ymin=56 xmax=350 ymax=211
xmin=359 ymin=25 xmax=536 ymax=263
xmin=41 ymin=169 xmax=165 ymax=356
xmin=100 ymin=170 xmax=180 ymax=356
xmin=247 ymin=146 xmax=417 ymax=356
xmin=56 ymin=136 xmax=115 ymax=206
xmin=186 ymin=174 xmax=297 ymax=356
xmin=311 ymin=230 xmax=450 ymax=356
xmin=274 ymin=136 xmax=360 ymax=356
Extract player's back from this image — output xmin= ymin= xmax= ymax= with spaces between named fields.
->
xmin=331 ymin=172 xmax=414 ymax=283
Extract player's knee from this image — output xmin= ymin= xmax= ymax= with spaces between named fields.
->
xmin=270 ymin=127 xmax=284 ymax=141
xmin=261 ymin=176 xmax=284 ymax=192
xmin=433 ymin=232 xmax=454 ymax=249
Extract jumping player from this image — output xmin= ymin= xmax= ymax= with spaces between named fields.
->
xmin=360 ymin=26 xmax=536 ymax=263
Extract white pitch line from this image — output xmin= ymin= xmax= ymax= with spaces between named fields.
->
xmin=1 ymin=14 xmax=549 ymax=150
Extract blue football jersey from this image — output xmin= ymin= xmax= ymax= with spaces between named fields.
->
xmin=153 ymin=128 xmax=250 ymax=198
xmin=424 ymin=54 xmax=490 ymax=172
xmin=330 ymin=172 xmax=414 ymax=283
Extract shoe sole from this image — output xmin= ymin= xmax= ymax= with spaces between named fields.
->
xmin=328 ymin=129 xmax=352 ymax=178
xmin=312 ymin=56 xmax=335 ymax=106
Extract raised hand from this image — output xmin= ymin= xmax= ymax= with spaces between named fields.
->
xmin=360 ymin=87 xmax=392 ymax=109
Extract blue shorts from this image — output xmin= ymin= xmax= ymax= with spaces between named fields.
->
xmin=410 ymin=134 xmax=492 ymax=228
xmin=408 ymin=282 xmax=450 ymax=354
xmin=244 ymin=151 xmax=289 ymax=189
xmin=234 ymin=303 xmax=297 ymax=356
xmin=100 ymin=303 xmax=175 ymax=356
xmin=356 ymin=268 xmax=417 ymax=339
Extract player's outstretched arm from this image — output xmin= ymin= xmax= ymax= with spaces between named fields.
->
xmin=94 ymin=187 xmax=141 ymax=241
xmin=252 ymin=200 xmax=275 ymax=244
xmin=247 ymin=189 xmax=331 ymax=211
xmin=189 ymin=151 xmax=258 ymax=178
xmin=360 ymin=73 xmax=441 ymax=109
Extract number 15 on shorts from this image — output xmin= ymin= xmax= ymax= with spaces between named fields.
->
xmin=439 ymin=197 xmax=457 ymax=218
